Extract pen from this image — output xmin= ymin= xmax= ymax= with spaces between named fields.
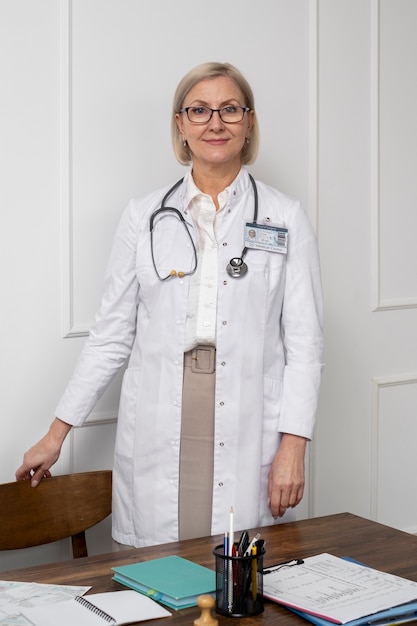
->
xmin=223 ymin=532 xmax=229 ymax=611
xmin=255 ymin=538 xmax=265 ymax=553
xmin=237 ymin=531 xmax=249 ymax=556
xmin=244 ymin=533 xmax=260 ymax=556
xmin=223 ymin=531 xmax=229 ymax=557
xmin=232 ymin=542 xmax=239 ymax=605
xmin=251 ymin=545 xmax=257 ymax=601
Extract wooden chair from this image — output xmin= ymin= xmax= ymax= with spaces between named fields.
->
xmin=0 ymin=470 xmax=112 ymax=558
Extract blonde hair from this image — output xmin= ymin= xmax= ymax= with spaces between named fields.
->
xmin=171 ymin=62 xmax=259 ymax=165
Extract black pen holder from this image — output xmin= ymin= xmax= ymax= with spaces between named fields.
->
xmin=213 ymin=543 xmax=265 ymax=617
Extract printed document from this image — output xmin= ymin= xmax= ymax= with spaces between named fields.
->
xmin=263 ymin=553 xmax=417 ymax=624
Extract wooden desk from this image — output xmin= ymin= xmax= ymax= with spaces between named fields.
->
xmin=2 ymin=513 xmax=417 ymax=625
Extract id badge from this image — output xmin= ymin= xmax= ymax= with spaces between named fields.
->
xmin=244 ymin=222 xmax=288 ymax=254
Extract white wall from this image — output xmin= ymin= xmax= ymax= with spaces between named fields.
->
xmin=1 ymin=0 xmax=416 ymax=570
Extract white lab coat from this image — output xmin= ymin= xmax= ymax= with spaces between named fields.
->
xmin=55 ymin=167 xmax=324 ymax=547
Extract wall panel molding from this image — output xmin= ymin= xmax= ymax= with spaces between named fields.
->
xmin=60 ymin=0 xmax=90 ymax=338
xmin=371 ymin=374 xmax=417 ymax=533
xmin=68 ymin=411 xmax=118 ymax=473
xmin=370 ymin=0 xmax=381 ymax=312
xmin=307 ymin=0 xmax=318 ymax=520
xmin=371 ymin=0 xmax=417 ymax=312
xmin=308 ymin=0 xmax=319 ymax=235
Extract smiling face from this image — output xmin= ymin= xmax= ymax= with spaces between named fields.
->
xmin=175 ymin=75 xmax=254 ymax=180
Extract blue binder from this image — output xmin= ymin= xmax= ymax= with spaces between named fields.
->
xmin=288 ymin=601 xmax=417 ymax=626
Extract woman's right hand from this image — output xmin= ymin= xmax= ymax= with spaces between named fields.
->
xmin=15 ymin=417 xmax=72 ymax=487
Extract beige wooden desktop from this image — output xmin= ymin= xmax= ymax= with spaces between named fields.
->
xmin=2 ymin=513 xmax=417 ymax=625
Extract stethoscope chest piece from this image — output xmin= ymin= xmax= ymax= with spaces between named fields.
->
xmin=227 ymin=257 xmax=248 ymax=278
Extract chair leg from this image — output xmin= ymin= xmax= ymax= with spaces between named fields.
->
xmin=71 ymin=531 xmax=88 ymax=558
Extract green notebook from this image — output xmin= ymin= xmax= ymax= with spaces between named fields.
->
xmin=112 ymin=555 xmax=216 ymax=610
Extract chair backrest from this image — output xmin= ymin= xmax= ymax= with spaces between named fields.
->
xmin=0 ymin=470 xmax=112 ymax=558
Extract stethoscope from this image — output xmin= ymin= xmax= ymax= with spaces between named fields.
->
xmin=150 ymin=174 xmax=258 ymax=280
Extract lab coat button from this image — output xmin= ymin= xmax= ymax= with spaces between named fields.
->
xmin=220 ymin=401 xmax=225 ymax=406
xmin=221 ymin=361 xmax=226 ymax=366
xmin=219 ymin=441 xmax=225 ymax=447
xmin=222 ymin=320 xmax=227 ymax=325
xmin=218 ymin=482 xmax=224 ymax=487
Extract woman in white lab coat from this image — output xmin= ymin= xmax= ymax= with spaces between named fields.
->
xmin=16 ymin=62 xmax=324 ymax=548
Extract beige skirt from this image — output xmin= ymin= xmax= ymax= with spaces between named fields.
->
xmin=178 ymin=346 xmax=215 ymax=540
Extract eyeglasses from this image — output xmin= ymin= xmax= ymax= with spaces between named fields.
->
xmin=179 ymin=105 xmax=250 ymax=124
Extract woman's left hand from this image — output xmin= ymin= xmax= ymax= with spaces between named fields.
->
xmin=268 ymin=433 xmax=307 ymax=518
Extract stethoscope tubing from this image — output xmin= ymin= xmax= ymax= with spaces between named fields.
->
xmin=149 ymin=173 xmax=258 ymax=280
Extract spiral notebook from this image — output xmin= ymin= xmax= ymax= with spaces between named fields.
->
xmin=21 ymin=589 xmax=171 ymax=625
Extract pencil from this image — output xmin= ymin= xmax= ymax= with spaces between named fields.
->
xmin=229 ymin=507 xmax=234 ymax=556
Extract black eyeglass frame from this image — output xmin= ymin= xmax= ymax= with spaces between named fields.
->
xmin=179 ymin=105 xmax=251 ymax=124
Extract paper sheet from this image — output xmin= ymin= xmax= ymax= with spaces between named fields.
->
xmin=0 ymin=580 xmax=90 ymax=626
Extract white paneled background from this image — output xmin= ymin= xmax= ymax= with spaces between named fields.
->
xmin=1 ymin=0 xmax=416 ymax=570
